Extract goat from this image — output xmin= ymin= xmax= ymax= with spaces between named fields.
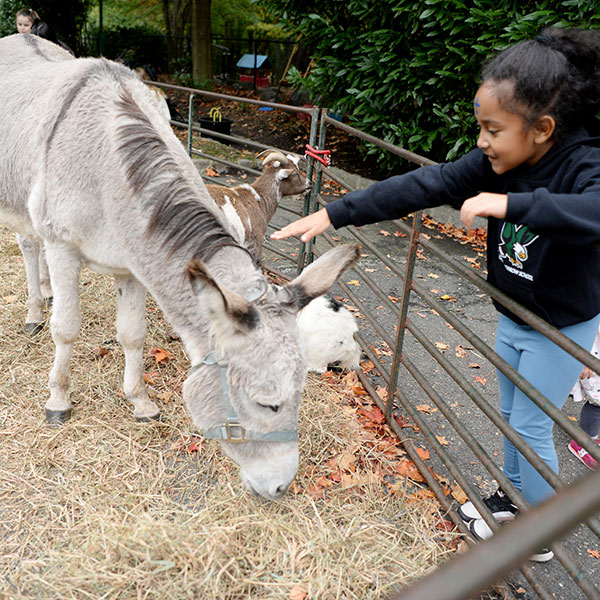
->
xmin=296 ymin=295 xmax=361 ymax=373
xmin=208 ymin=153 xmax=361 ymax=374
xmin=206 ymin=150 xmax=309 ymax=260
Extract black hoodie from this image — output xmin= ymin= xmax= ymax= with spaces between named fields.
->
xmin=326 ymin=129 xmax=600 ymax=327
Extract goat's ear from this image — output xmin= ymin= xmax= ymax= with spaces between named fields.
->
xmin=284 ymin=243 xmax=361 ymax=311
xmin=186 ymin=259 xmax=260 ymax=334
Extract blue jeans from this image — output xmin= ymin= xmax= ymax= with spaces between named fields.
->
xmin=495 ymin=313 xmax=600 ymax=505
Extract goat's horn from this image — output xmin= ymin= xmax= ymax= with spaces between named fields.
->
xmin=256 ymin=149 xmax=288 ymax=164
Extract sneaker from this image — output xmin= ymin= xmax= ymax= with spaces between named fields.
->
xmin=458 ymin=489 xmax=519 ymax=524
xmin=529 ymin=547 xmax=554 ymax=562
xmin=469 ymin=519 xmax=554 ymax=562
xmin=568 ymin=439 xmax=598 ymax=470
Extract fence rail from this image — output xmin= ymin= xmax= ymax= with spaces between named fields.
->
xmin=152 ymin=78 xmax=600 ymax=599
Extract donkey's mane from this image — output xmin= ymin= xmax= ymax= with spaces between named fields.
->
xmin=115 ymin=92 xmax=241 ymax=262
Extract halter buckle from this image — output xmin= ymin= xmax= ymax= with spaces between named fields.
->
xmin=225 ymin=421 xmax=247 ymax=443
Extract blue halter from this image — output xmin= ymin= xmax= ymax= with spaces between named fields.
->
xmin=188 ymin=352 xmax=298 ymax=444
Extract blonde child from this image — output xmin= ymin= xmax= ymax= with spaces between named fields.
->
xmin=15 ymin=8 xmax=39 ymax=34
xmin=272 ymin=28 xmax=600 ymax=562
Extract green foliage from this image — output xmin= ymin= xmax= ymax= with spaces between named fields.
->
xmin=254 ymin=0 xmax=600 ymax=172
xmin=0 ymin=0 xmax=92 ymax=50
xmin=87 ymin=0 xmax=165 ymax=32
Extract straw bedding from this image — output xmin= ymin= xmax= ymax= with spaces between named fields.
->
xmin=0 ymin=226 xmax=456 ymax=599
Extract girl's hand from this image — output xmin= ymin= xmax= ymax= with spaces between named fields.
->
xmin=270 ymin=207 xmax=332 ymax=242
xmin=460 ymin=193 xmax=508 ymax=229
xmin=581 ymin=366 xmax=595 ymax=380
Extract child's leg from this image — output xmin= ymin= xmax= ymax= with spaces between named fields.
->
xmin=502 ymin=315 xmax=600 ymax=505
xmin=495 ymin=315 xmax=523 ymax=491
xmin=580 ymin=401 xmax=600 ymax=438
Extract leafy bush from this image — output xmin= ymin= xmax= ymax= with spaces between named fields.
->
xmin=255 ymin=0 xmax=600 ymax=173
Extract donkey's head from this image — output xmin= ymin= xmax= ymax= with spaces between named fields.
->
xmin=182 ymin=243 xmax=360 ymax=500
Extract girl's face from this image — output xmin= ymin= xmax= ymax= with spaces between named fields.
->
xmin=16 ymin=15 xmax=33 ymax=34
xmin=474 ymin=82 xmax=553 ymax=175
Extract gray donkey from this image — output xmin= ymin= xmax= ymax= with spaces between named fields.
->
xmin=0 ymin=34 xmax=360 ymax=500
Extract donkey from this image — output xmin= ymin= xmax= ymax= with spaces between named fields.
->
xmin=0 ymin=34 xmax=360 ymax=500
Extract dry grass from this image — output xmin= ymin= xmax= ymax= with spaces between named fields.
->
xmin=0 ymin=226 xmax=456 ymax=599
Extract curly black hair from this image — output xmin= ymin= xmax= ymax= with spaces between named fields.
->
xmin=481 ymin=28 xmax=600 ymax=141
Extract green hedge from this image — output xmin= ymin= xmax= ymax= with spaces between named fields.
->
xmin=256 ymin=0 xmax=600 ymax=173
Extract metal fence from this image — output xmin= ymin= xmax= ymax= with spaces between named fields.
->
xmin=152 ymin=79 xmax=600 ymax=599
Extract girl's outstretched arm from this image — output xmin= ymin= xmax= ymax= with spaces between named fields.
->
xmin=270 ymin=207 xmax=332 ymax=242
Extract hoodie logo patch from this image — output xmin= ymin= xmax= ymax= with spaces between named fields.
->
xmin=498 ymin=223 xmax=538 ymax=281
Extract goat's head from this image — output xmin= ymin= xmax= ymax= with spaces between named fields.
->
xmin=256 ymin=149 xmax=310 ymax=197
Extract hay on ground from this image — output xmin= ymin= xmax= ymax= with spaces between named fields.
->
xmin=0 ymin=226 xmax=457 ymax=599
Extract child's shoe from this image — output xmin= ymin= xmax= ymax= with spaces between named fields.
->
xmin=469 ymin=518 xmax=554 ymax=562
xmin=458 ymin=488 xmax=518 ymax=524
xmin=568 ymin=439 xmax=598 ymax=469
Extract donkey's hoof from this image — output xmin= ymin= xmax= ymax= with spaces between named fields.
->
xmin=135 ymin=412 xmax=161 ymax=423
xmin=45 ymin=407 xmax=72 ymax=425
xmin=25 ymin=322 xmax=44 ymax=336
xmin=44 ymin=296 xmax=54 ymax=308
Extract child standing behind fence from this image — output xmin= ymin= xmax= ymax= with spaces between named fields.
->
xmin=569 ymin=329 xmax=600 ymax=469
xmin=15 ymin=8 xmax=39 ymax=34
xmin=272 ymin=27 xmax=600 ymax=562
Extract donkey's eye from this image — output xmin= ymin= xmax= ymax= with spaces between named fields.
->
xmin=257 ymin=402 xmax=280 ymax=413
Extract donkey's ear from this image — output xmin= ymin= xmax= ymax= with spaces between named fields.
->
xmin=285 ymin=243 xmax=361 ymax=311
xmin=186 ymin=259 xmax=260 ymax=333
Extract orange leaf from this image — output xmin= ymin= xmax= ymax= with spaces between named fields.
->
xmin=148 ymin=347 xmax=172 ymax=364
xmin=415 ymin=447 xmax=430 ymax=461
xmin=450 ymin=482 xmax=469 ymax=504
xmin=472 ymin=375 xmax=487 ymax=386
xmin=416 ymin=404 xmax=437 ymax=414
xmin=588 ymin=549 xmax=600 ymax=559
xmin=290 ymin=584 xmax=309 ymax=600
xmin=394 ymin=458 xmax=426 ymax=482
xmin=346 ymin=280 xmax=360 ymax=286
xmin=306 ymin=484 xmax=324 ymax=500
xmin=435 ymin=435 xmax=449 ymax=446
xmin=205 ymin=167 xmax=219 ymax=177
xmin=379 ymin=229 xmax=391 ymax=236
xmin=455 ymin=345 xmax=467 ymax=358
xmin=375 ymin=386 xmax=388 ymax=401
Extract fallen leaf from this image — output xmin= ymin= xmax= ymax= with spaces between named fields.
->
xmin=435 ymin=342 xmax=449 ymax=351
xmin=455 ymin=345 xmax=467 ymax=358
xmin=435 ymin=435 xmax=449 ymax=446
xmin=92 ymin=346 xmax=110 ymax=359
xmin=379 ymin=229 xmax=391 ymax=236
xmin=428 ymin=273 xmax=440 ymax=279
xmin=568 ymin=415 xmax=578 ymax=422
xmin=394 ymin=230 xmax=407 ymax=237
xmin=205 ymin=167 xmax=219 ymax=177
xmin=306 ymin=484 xmax=324 ymax=500
xmin=415 ymin=447 xmax=430 ymax=461
xmin=588 ymin=548 xmax=600 ymax=559
xmin=376 ymin=386 xmax=388 ymax=401
xmin=450 ymin=482 xmax=468 ymax=503
xmin=394 ymin=458 xmax=426 ymax=482
xmin=472 ymin=375 xmax=487 ymax=386
xmin=346 ymin=280 xmax=360 ymax=286
xmin=2 ymin=294 xmax=18 ymax=303
xmin=468 ymin=362 xmax=481 ymax=369
xmin=439 ymin=294 xmax=457 ymax=302
xmin=416 ymin=404 xmax=437 ymax=414
xmin=289 ymin=584 xmax=309 ymax=600
xmin=148 ymin=347 xmax=171 ymax=365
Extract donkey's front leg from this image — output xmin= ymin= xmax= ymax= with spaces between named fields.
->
xmin=16 ymin=234 xmax=45 ymax=334
xmin=44 ymin=242 xmax=82 ymax=424
xmin=115 ymin=275 xmax=160 ymax=421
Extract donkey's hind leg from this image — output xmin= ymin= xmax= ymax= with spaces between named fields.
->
xmin=39 ymin=243 xmax=53 ymax=306
xmin=115 ymin=275 xmax=160 ymax=421
xmin=16 ymin=234 xmax=45 ymax=334
xmin=44 ymin=242 xmax=82 ymax=424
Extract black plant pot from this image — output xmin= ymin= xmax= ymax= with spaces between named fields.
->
xmin=199 ymin=116 xmax=232 ymax=143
